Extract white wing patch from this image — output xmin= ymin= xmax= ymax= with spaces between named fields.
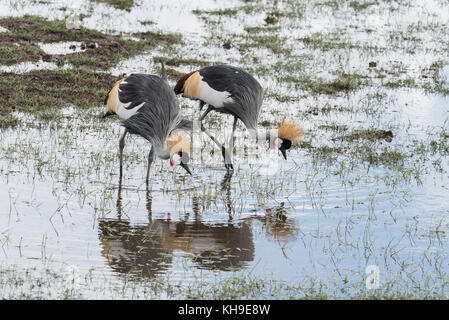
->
xmin=115 ymin=81 xmax=145 ymax=119
xmin=116 ymin=101 xmax=144 ymax=119
xmin=198 ymin=76 xmax=234 ymax=108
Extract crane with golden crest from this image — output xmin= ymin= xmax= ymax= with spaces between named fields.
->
xmin=103 ymin=61 xmax=192 ymax=183
xmin=174 ymin=65 xmax=303 ymax=170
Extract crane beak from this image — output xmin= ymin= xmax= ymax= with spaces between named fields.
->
xmin=180 ymin=163 xmax=192 ymax=175
xmin=279 ymin=146 xmax=287 ymax=160
xmin=103 ymin=111 xmax=115 ymax=118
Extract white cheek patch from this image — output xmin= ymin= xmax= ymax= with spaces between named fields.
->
xmin=274 ymin=138 xmax=282 ymax=148
xmin=171 ymin=153 xmax=181 ymax=165
xmin=198 ymin=76 xmax=234 ymax=108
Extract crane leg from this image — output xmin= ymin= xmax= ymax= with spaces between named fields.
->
xmin=229 ymin=116 xmax=238 ymax=157
xmin=199 ymin=105 xmax=213 ymax=121
xmin=221 ymin=170 xmax=234 ymax=217
xmin=200 ymin=123 xmax=233 ymax=171
xmin=119 ymin=129 xmax=127 ymax=178
xmin=199 ymin=101 xmax=205 ymax=112
xmin=146 ymin=185 xmax=153 ymax=219
xmin=145 ymin=146 xmax=155 ymax=185
xmin=116 ymin=174 xmax=123 ymax=220
xmin=199 ymin=105 xmax=233 ymax=170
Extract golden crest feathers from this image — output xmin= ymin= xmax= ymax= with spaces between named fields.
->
xmin=277 ymin=119 xmax=303 ymax=142
xmin=166 ymin=134 xmax=192 ymax=154
xmin=105 ymin=78 xmax=125 ymax=112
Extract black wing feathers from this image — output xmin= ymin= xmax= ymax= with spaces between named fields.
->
xmin=119 ymin=74 xmax=154 ymax=110
xmin=120 ymin=73 xmax=179 ymax=146
xmin=199 ymin=65 xmax=263 ymax=131
xmin=199 ymin=65 xmax=263 ymax=103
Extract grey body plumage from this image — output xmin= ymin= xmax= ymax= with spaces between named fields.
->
xmin=104 ymin=61 xmax=192 ymax=181
xmin=199 ymin=65 xmax=263 ymax=132
xmin=120 ymin=73 xmax=182 ymax=159
xmin=175 ymin=64 xmax=266 ymax=170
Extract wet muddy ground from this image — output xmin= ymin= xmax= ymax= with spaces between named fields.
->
xmin=0 ymin=0 xmax=449 ymax=299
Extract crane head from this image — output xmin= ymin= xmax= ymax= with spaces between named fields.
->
xmin=170 ymin=152 xmax=192 ymax=175
xmin=167 ymin=134 xmax=192 ymax=175
xmin=267 ymin=135 xmax=291 ymax=160
xmin=271 ymin=119 xmax=304 ymax=160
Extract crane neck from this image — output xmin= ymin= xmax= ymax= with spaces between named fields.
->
xmin=153 ymin=142 xmax=171 ymax=160
xmin=247 ymin=128 xmax=278 ymax=143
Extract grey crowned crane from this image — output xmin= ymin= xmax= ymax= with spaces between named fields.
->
xmin=174 ymin=65 xmax=303 ymax=170
xmin=103 ymin=62 xmax=192 ymax=183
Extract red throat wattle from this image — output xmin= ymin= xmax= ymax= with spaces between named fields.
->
xmin=170 ymin=159 xmax=174 ymax=166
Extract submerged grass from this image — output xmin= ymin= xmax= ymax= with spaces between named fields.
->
xmin=0 ymin=114 xmax=20 ymax=129
xmin=95 ymin=0 xmax=135 ymax=11
xmin=192 ymin=8 xmax=239 ymax=16
xmin=296 ymin=31 xmax=375 ymax=52
xmin=0 ymin=69 xmax=119 ymax=120
xmin=0 ymin=35 xmax=49 ymax=65
xmin=0 ymin=15 xmax=106 ymax=42
xmin=152 ymin=56 xmax=216 ymax=68
xmin=239 ymin=34 xmax=291 ymax=55
xmin=282 ymin=73 xmax=367 ymax=94
xmin=337 ymin=129 xmax=394 ymax=142
xmin=0 ymin=15 xmax=182 ymax=70
xmin=349 ymin=1 xmax=378 ymax=11
xmin=1 ymin=264 xmax=448 ymax=299
xmin=309 ymin=74 xmax=366 ymax=94
xmin=423 ymin=61 xmax=449 ymax=95
xmin=0 ymin=15 xmax=183 ymax=128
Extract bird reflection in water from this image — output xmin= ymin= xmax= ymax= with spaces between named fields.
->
xmin=98 ymin=173 xmax=255 ymax=278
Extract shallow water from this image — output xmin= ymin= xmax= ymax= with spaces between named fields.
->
xmin=0 ymin=60 xmax=62 ymax=73
xmin=1 ymin=102 xmax=448 ymax=298
xmin=1 ymin=0 xmax=449 ymax=298
xmin=0 ymin=0 xmax=240 ymax=34
xmin=38 ymin=41 xmax=88 ymax=55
